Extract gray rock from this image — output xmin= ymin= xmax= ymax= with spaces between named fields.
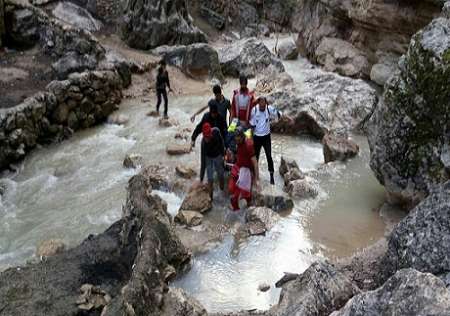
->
xmin=200 ymin=5 xmax=226 ymax=30
xmin=316 ymin=38 xmax=370 ymax=78
xmin=123 ymin=153 xmax=144 ymax=169
xmin=0 ymin=170 xmax=191 ymax=316
xmin=160 ymin=288 xmax=207 ymax=316
xmin=218 ymin=38 xmax=285 ymax=78
xmin=245 ymin=206 xmax=280 ymax=236
xmin=253 ymin=191 xmax=294 ymax=213
xmin=278 ymin=40 xmax=298 ymax=60
xmin=175 ymin=210 xmax=203 ymax=227
xmin=52 ymin=52 xmax=98 ymax=79
xmin=36 ymin=239 xmax=66 ymax=257
xmin=382 ymin=182 xmax=450 ymax=281
xmin=179 ymin=184 xmax=212 ymax=214
xmin=271 ymin=260 xmax=360 ymax=316
xmin=270 ymin=70 xmax=378 ymax=138
xmin=121 ymin=0 xmax=207 ymax=49
xmin=292 ymin=0 xmax=442 ymax=78
xmin=8 ymin=8 xmax=40 ymax=47
xmin=368 ymin=16 xmax=450 ymax=207
xmin=153 ymin=44 xmax=224 ymax=81
xmin=323 ymin=133 xmax=359 ymax=163
xmin=331 ymin=269 xmax=450 ymax=316
xmin=52 ymin=2 xmax=102 ymax=32
xmin=286 ymin=178 xmax=319 ymax=199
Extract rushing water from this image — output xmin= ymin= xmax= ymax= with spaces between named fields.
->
xmin=0 ymin=36 xmax=403 ymax=313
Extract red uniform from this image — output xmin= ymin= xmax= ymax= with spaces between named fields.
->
xmin=230 ymin=88 xmax=256 ymax=126
xmin=229 ymin=138 xmax=255 ymax=210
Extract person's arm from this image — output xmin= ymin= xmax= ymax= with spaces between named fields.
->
xmin=230 ymin=92 xmax=236 ymax=123
xmin=217 ymin=130 xmax=225 ymax=157
xmin=166 ymin=71 xmax=173 ymax=92
xmin=200 ymin=140 xmax=206 ymax=182
xmin=249 ymin=107 xmax=256 ymax=129
xmin=190 ymin=105 xmax=209 ymax=123
xmin=251 ymin=156 xmax=260 ymax=190
xmin=191 ymin=117 xmax=204 ymax=146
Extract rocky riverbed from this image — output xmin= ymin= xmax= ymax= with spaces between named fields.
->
xmin=1 ymin=0 xmax=450 ymax=315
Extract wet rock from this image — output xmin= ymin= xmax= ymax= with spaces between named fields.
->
xmin=159 ymin=117 xmax=179 ymax=127
xmin=254 ymin=192 xmax=294 ymax=213
xmin=381 ymin=182 xmax=450 ymax=281
xmin=258 ymin=283 xmax=270 ymax=292
xmin=123 ymin=154 xmax=144 ymax=169
xmin=316 ymin=38 xmax=371 ymax=78
xmin=175 ymin=210 xmax=203 ymax=227
xmin=331 ymin=269 xmax=450 ymax=316
xmin=286 ymin=178 xmax=319 ymax=199
xmin=176 ymin=165 xmax=196 ymax=179
xmin=275 ymin=272 xmax=300 ymax=288
xmin=245 ymin=206 xmax=280 ymax=236
xmin=52 ymin=2 xmax=102 ymax=32
xmin=279 ymin=156 xmax=299 ymax=177
xmin=76 ymin=284 xmax=111 ymax=312
xmin=166 ymin=143 xmax=192 ymax=156
xmin=121 ymin=0 xmax=206 ymax=50
xmin=369 ymin=15 xmax=450 ymax=207
xmin=179 ymin=184 xmax=212 ymax=214
xmin=218 ymin=38 xmax=285 ymax=78
xmin=283 ymin=168 xmax=305 ymax=186
xmin=160 ymin=288 xmax=207 ymax=316
xmin=147 ymin=110 xmax=160 ymax=117
xmin=272 ymin=260 xmax=360 ymax=316
xmin=0 ymin=167 xmax=191 ymax=316
xmin=323 ymin=133 xmax=359 ymax=163
xmin=140 ymin=164 xmax=171 ymax=189
xmin=153 ymin=44 xmax=224 ymax=81
xmin=107 ymin=113 xmax=129 ymax=125
xmin=36 ymin=239 xmax=66 ymax=257
xmin=258 ymin=24 xmax=270 ymax=37
xmin=278 ymin=40 xmax=298 ymax=60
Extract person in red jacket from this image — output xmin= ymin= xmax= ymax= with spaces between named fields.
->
xmin=228 ymin=126 xmax=260 ymax=211
xmin=230 ymin=75 xmax=256 ymax=128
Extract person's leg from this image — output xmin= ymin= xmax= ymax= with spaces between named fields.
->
xmin=214 ymin=156 xmax=225 ymax=191
xmin=156 ymin=90 xmax=162 ymax=113
xmin=162 ymin=89 xmax=168 ymax=118
xmin=263 ymin=134 xmax=275 ymax=184
xmin=206 ymin=157 xmax=214 ymax=200
xmin=253 ymin=135 xmax=263 ymax=161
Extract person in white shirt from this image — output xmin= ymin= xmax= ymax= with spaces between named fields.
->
xmin=249 ymin=96 xmax=281 ymax=185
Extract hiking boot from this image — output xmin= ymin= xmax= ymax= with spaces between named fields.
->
xmin=270 ymin=173 xmax=275 ymax=185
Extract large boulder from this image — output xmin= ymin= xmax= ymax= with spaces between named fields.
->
xmin=286 ymin=178 xmax=319 ymax=199
xmin=179 ymin=184 xmax=212 ymax=214
xmin=368 ymin=16 xmax=450 ymax=207
xmin=153 ymin=44 xmax=224 ymax=81
xmin=331 ymin=269 xmax=450 ymax=316
xmin=381 ymin=182 xmax=450 ymax=281
xmin=245 ymin=206 xmax=281 ymax=236
xmin=271 ymin=260 xmax=360 ymax=316
xmin=277 ymin=39 xmax=299 ymax=60
xmin=7 ymin=8 xmax=40 ymax=47
xmin=269 ymin=69 xmax=378 ymax=138
xmin=218 ymin=38 xmax=285 ymax=78
xmin=322 ymin=133 xmax=359 ymax=163
xmin=292 ymin=0 xmax=441 ymax=81
xmin=121 ymin=0 xmax=206 ymax=50
xmin=52 ymin=1 xmax=102 ymax=32
xmin=0 ymin=170 xmax=192 ymax=316
xmin=315 ymin=38 xmax=371 ymax=78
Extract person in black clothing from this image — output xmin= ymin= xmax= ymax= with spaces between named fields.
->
xmin=200 ymin=123 xmax=225 ymax=200
xmin=190 ymin=85 xmax=231 ymax=124
xmin=154 ymin=60 xmax=173 ymax=118
xmin=191 ymin=103 xmax=227 ymax=147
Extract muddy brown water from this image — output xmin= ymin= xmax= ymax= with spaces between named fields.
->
xmin=0 ymin=37 xmax=404 ymax=313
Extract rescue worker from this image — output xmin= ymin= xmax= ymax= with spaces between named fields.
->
xmin=230 ymin=75 xmax=256 ymax=128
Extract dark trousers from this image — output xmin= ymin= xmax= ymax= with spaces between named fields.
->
xmin=156 ymin=89 xmax=168 ymax=116
xmin=253 ymin=134 xmax=274 ymax=173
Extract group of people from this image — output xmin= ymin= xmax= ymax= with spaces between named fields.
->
xmin=152 ymin=60 xmax=284 ymax=211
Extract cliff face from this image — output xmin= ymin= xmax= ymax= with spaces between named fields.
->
xmin=121 ymin=0 xmax=207 ymax=50
xmin=368 ymin=3 xmax=450 ymax=208
xmin=292 ymin=0 xmax=443 ymax=83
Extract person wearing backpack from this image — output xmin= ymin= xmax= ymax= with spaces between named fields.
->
xmin=230 ymin=75 xmax=256 ymax=128
xmin=249 ymin=96 xmax=282 ymax=185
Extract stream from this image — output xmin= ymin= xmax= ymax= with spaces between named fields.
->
xmin=0 ymin=36 xmax=404 ymax=313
